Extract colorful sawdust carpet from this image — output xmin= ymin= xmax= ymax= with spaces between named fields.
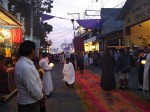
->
xmin=75 ymin=70 xmax=150 ymax=112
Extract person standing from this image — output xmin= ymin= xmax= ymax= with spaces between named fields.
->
xmin=78 ymin=52 xmax=84 ymax=74
xmin=129 ymin=45 xmax=134 ymax=67
xmin=137 ymin=50 xmax=146 ymax=91
xmin=70 ymin=53 xmax=75 ymax=70
xmin=59 ymin=52 xmax=65 ymax=64
xmin=39 ymin=53 xmax=53 ymax=98
xmin=143 ymin=51 xmax=150 ymax=92
xmin=33 ymin=58 xmax=46 ymax=112
xmin=88 ymin=52 xmax=93 ymax=69
xmin=0 ymin=55 xmax=14 ymax=73
xmin=14 ymin=40 xmax=44 ymax=112
xmin=100 ymin=49 xmax=116 ymax=90
xmin=118 ymin=49 xmax=129 ymax=89
xmin=62 ymin=58 xmax=75 ymax=88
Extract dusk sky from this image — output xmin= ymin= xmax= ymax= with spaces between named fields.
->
xmin=44 ymin=0 xmax=126 ymax=48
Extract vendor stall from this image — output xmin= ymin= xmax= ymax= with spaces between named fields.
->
xmin=0 ymin=4 xmax=22 ymax=102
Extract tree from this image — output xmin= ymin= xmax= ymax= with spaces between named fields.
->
xmin=8 ymin=0 xmax=53 ymax=46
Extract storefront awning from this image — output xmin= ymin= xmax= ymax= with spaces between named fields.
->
xmin=0 ymin=4 xmax=22 ymax=26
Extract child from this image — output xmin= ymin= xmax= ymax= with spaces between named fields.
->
xmin=62 ymin=58 xmax=75 ymax=88
xmin=33 ymin=59 xmax=46 ymax=112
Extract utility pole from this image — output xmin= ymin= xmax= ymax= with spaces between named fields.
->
xmin=67 ymin=12 xmax=80 ymax=20
xmin=67 ymin=12 xmax=80 ymax=37
xmin=30 ymin=0 xmax=34 ymax=39
xmin=71 ymin=19 xmax=75 ymax=37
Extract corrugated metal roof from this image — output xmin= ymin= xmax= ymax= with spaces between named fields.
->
xmin=117 ymin=0 xmax=137 ymax=20
xmin=0 ymin=4 xmax=22 ymax=26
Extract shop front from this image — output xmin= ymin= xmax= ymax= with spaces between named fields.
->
xmin=0 ymin=4 xmax=22 ymax=101
xmin=0 ymin=4 xmax=22 ymax=64
xmin=118 ymin=0 xmax=150 ymax=48
xmin=84 ymin=36 xmax=99 ymax=52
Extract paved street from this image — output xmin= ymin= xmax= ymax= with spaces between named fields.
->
xmin=0 ymin=63 xmax=150 ymax=112
xmin=90 ymin=66 xmax=150 ymax=100
xmin=0 ymin=63 xmax=84 ymax=112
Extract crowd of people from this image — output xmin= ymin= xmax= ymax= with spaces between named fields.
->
xmin=1 ymin=40 xmax=150 ymax=112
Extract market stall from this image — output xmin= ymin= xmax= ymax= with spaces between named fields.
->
xmin=0 ymin=4 xmax=22 ymax=102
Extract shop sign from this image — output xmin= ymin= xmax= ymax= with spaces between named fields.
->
xmin=84 ymin=36 xmax=96 ymax=44
xmin=125 ymin=0 xmax=150 ymax=27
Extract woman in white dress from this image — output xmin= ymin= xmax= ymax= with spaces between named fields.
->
xmin=39 ymin=53 xmax=53 ymax=98
xmin=62 ymin=58 xmax=75 ymax=88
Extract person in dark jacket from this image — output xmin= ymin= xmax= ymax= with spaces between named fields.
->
xmin=100 ymin=49 xmax=116 ymax=90
xmin=137 ymin=50 xmax=147 ymax=91
xmin=118 ymin=49 xmax=129 ymax=89
xmin=70 ymin=53 xmax=75 ymax=70
xmin=76 ymin=52 xmax=84 ymax=74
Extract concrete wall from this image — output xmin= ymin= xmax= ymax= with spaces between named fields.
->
xmin=101 ymin=8 xmax=124 ymax=34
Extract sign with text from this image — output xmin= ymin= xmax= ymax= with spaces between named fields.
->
xmin=125 ymin=0 xmax=150 ymax=27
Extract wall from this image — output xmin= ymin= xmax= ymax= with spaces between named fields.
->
xmin=124 ymin=0 xmax=150 ymax=47
xmin=73 ymin=37 xmax=84 ymax=52
xmin=125 ymin=0 xmax=150 ymax=27
xmin=130 ymin=20 xmax=150 ymax=47
xmin=101 ymin=8 xmax=124 ymax=34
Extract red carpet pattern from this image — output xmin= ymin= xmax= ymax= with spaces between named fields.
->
xmin=75 ymin=70 xmax=150 ymax=112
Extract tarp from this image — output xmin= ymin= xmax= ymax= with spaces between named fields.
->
xmin=76 ymin=18 xmax=107 ymax=29
xmin=41 ymin=13 xmax=54 ymax=21
xmin=0 ymin=4 xmax=22 ymax=26
xmin=41 ymin=14 xmax=107 ymax=29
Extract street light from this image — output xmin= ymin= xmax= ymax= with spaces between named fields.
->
xmin=67 ymin=12 xmax=80 ymax=37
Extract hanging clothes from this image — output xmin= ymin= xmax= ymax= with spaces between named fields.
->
xmin=11 ymin=28 xmax=22 ymax=43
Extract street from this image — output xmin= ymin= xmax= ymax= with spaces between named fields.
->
xmin=0 ymin=63 xmax=150 ymax=112
xmin=0 ymin=63 xmax=84 ymax=112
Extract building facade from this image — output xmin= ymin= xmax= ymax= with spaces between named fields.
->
xmin=118 ymin=0 xmax=150 ymax=48
xmin=99 ymin=8 xmax=124 ymax=50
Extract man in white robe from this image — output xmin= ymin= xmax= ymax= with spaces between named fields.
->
xmin=39 ymin=53 xmax=53 ymax=98
xmin=59 ymin=53 xmax=65 ymax=64
xmin=143 ymin=53 xmax=150 ymax=92
xmin=62 ymin=58 xmax=75 ymax=88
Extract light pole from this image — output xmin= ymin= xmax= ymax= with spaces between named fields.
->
xmin=67 ymin=12 xmax=80 ymax=37
xmin=71 ymin=19 xmax=75 ymax=37
xmin=67 ymin=12 xmax=80 ymax=20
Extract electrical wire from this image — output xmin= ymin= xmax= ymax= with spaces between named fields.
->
xmin=48 ymin=0 xmax=128 ymax=47
xmin=49 ymin=30 xmax=73 ymax=35
xmin=50 ymin=30 xmax=73 ymax=38
xmin=88 ymin=0 xmax=126 ymax=19
xmin=50 ymin=22 xmax=72 ymax=30
xmin=101 ymin=0 xmax=111 ymax=8
xmin=54 ymin=1 xmax=87 ymax=10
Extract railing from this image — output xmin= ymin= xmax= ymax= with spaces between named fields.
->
xmin=0 ymin=71 xmax=16 ymax=103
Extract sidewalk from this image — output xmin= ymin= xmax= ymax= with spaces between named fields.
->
xmin=0 ymin=64 xmax=149 ymax=112
xmin=0 ymin=63 xmax=84 ymax=112
xmin=89 ymin=66 xmax=150 ymax=100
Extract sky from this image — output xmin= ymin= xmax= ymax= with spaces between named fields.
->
xmin=44 ymin=0 xmax=126 ymax=49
